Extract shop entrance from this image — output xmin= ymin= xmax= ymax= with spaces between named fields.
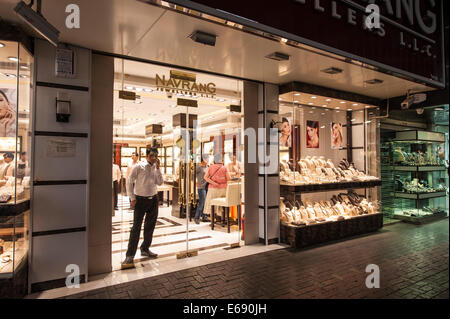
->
xmin=112 ymin=59 xmax=244 ymax=270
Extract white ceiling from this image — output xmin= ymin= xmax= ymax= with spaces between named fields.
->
xmin=0 ymin=0 xmax=435 ymax=100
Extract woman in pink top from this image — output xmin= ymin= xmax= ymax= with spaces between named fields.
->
xmin=203 ymin=155 xmax=231 ymax=217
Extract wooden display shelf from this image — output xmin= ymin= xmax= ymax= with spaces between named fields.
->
xmin=280 ymin=213 xmax=383 ymax=249
xmin=280 ymin=179 xmax=381 ymax=193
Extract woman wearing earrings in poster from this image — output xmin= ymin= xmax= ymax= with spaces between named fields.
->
xmin=0 ymin=89 xmax=16 ymax=137
xmin=279 ymin=117 xmax=292 ymax=148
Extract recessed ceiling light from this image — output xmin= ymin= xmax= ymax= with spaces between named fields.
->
xmin=281 ymin=38 xmax=288 ymax=43
xmin=365 ymin=105 xmax=370 ymax=108
xmin=279 ymin=97 xmax=283 ymax=101
xmin=144 ymin=88 xmax=152 ymax=92
xmin=125 ymin=86 xmax=133 ymax=90
xmin=364 ymin=78 xmax=384 ymax=85
xmin=326 ymin=99 xmax=332 ymax=102
xmin=351 ymin=119 xmax=356 ymax=122
xmin=219 ymin=98 xmax=225 ymax=102
xmin=0 ymin=43 xmax=5 ymax=48
xmin=135 ymin=87 xmax=143 ymax=92
xmin=308 ymin=102 xmax=313 ymax=105
xmin=321 ymin=67 xmax=343 ymax=74
xmin=336 ymin=107 xmax=340 ymax=109
xmin=232 ymin=99 xmax=238 ymax=103
xmin=336 ymin=110 xmax=340 ymax=113
xmin=352 ymin=103 xmax=358 ymax=106
xmin=8 ymin=56 xmax=19 ymax=62
xmin=322 ymin=105 xmax=327 ymax=107
xmin=320 ymin=126 xmax=325 ymax=129
xmin=20 ymin=65 xmax=29 ymax=70
xmin=340 ymin=101 xmax=346 ymax=104
xmin=294 ymin=100 xmax=299 ymax=103
xmin=294 ymin=93 xmax=300 ymax=96
xmin=348 ymin=109 xmax=352 ymax=111
xmin=311 ymin=96 xmax=317 ymax=99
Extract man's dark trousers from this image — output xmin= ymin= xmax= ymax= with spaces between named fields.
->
xmin=126 ymin=195 xmax=158 ymax=257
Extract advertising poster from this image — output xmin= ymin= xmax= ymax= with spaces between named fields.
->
xmin=306 ymin=120 xmax=319 ymax=148
xmin=0 ymin=88 xmax=17 ymax=138
xmin=331 ymin=122 xmax=344 ymax=149
xmin=279 ymin=117 xmax=292 ymax=148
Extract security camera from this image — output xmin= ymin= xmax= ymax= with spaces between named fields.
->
xmin=401 ymin=92 xmax=426 ymax=110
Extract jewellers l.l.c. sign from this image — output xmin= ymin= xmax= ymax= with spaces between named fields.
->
xmin=167 ymin=0 xmax=445 ymax=88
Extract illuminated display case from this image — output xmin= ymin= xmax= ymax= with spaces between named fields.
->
xmin=384 ymin=130 xmax=448 ymax=223
xmin=278 ymin=93 xmax=382 ymax=248
xmin=0 ymin=39 xmax=33 ymax=283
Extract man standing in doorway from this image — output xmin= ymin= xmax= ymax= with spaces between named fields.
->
xmin=122 ymin=147 xmax=163 ymax=268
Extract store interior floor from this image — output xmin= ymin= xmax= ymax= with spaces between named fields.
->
xmin=112 ymin=194 xmax=241 ymax=270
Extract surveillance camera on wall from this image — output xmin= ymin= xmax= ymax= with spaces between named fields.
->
xmin=401 ymin=93 xmax=426 ymax=110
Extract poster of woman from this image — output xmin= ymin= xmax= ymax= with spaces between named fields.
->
xmin=306 ymin=120 xmax=319 ymax=148
xmin=279 ymin=117 xmax=292 ymax=148
xmin=0 ymin=89 xmax=16 ymax=137
xmin=331 ymin=122 xmax=344 ymax=149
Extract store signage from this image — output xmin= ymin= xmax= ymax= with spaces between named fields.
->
xmin=177 ymin=98 xmax=198 ymax=108
xmin=156 ymin=72 xmax=216 ymax=98
xmin=119 ymin=90 xmax=136 ymax=100
xmin=174 ymin=0 xmax=445 ymax=87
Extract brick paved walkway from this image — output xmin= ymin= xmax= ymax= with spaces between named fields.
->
xmin=63 ymin=220 xmax=449 ymax=299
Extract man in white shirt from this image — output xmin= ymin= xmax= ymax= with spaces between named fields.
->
xmin=113 ymin=161 xmax=121 ymax=210
xmin=125 ymin=152 xmax=139 ymax=204
xmin=122 ymin=147 xmax=163 ymax=268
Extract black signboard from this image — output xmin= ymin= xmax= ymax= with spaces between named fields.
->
xmin=168 ymin=0 xmax=445 ymax=88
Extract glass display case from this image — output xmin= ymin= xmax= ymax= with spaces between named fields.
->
xmin=120 ymin=146 xmax=137 ymax=168
xmin=0 ymin=39 xmax=33 ymax=279
xmin=278 ymin=92 xmax=382 ymax=247
xmin=387 ymin=130 xmax=448 ymax=222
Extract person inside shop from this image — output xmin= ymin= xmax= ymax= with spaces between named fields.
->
xmin=279 ymin=117 xmax=291 ymax=148
xmin=126 ymin=152 xmax=140 ymax=204
xmin=227 ymin=154 xmax=242 ymax=180
xmin=0 ymin=153 xmax=15 ymax=185
xmin=16 ymin=152 xmax=29 ymax=179
xmin=194 ymin=158 xmax=209 ymax=224
xmin=331 ymin=122 xmax=343 ymax=149
xmin=0 ymin=90 xmax=16 ymax=138
xmin=122 ymin=147 xmax=163 ymax=268
xmin=306 ymin=120 xmax=320 ymax=148
xmin=203 ymin=153 xmax=231 ymax=222
xmin=113 ymin=159 xmax=121 ymax=211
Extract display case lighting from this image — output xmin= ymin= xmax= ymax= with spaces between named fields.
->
xmin=135 ymin=87 xmax=143 ymax=92
xmin=144 ymin=88 xmax=152 ymax=92
xmin=8 ymin=56 xmax=19 ymax=62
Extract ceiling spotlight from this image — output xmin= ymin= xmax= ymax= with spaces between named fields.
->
xmin=266 ymin=52 xmax=290 ymax=61
xmin=218 ymin=98 xmax=225 ymax=102
xmin=320 ymin=126 xmax=325 ymax=129
xmin=281 ymin=38 xmax=288 ymax=43
xmin=308 ymin=102 xmax=313 ymax=105
xmin=8 ymin=56 xmax=19 ymax=62
xmin=348 ymin=109 xmax=352 ymax=111
xmin=322 ymin=105 xmax=327 ymax=107
xmin=144 ymin=88 xmax=152 ymax=92
xmin=352 ymin=103 xmax=358 ymax=106
xmin=336 ymin=107 xmax=340 ymax=109
xmin=20 ymin=65 xmax=29 ymax=70
xmin=321 ymin=67 xmax=343 ymax=74
xmin=294 ymin=100 xmax=299 ymax=103
xmin=365 ymin=105 xmax=371 ymax=108
xmin=14 ymin=1 xmax=60 ymax=46
xmin=189 ymin=30 xmax=216 ymax=46
xmin=135 ymin=87 xmax=143 ymax=92
xmin=125 ymin=86 xmax=133 ymax=90
xmin=326 ymin=99 xmax=332 ymax=102
xmin=364 ymin=78 xmax=384 ymax=85
xmin=311 ymin=96 xmax=317 ymax=99
xmin=0 ymin=43 xmax=5 ymax=48
xmin=294 ymin=93 xmax=300 ymax=96
xmin=340 ymin=101 xmax=346 ymax=104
